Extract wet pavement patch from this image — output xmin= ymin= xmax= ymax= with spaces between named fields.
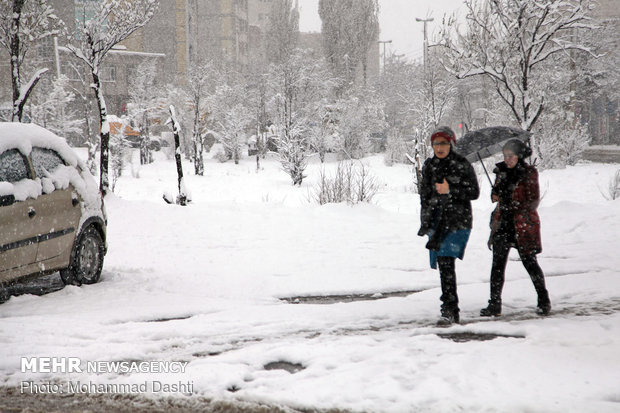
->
xmin=263 ymin=361 xmax=305 ymax=374
xmin=192 ymin=350 xmax=223 ymax=358
xmin=147 ymin=315 xmax=193 ymax=323
xmin=437 ymin=332 xmax=525 ymax=342
xmin=280 ymin=290 xmax=423 ymax=304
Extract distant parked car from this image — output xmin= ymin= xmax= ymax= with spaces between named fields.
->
xmin=0 ymin=122 xmax=107 ymax=297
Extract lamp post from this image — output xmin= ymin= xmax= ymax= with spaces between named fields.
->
xmin=415 ymin=17 xmax=434 ymax=70
xmin=377 ymin=40 xmax=392 ymax=74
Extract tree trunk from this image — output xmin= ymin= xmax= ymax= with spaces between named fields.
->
xmin=140 ymin=112 xmax=152 ymax=165
xmin=10 ymin=0 xmax=25 ymax=122
xmin=169 ymin=106 xmax=187 ymax=205
xmin=92 ymin=72 xmax=110 ymax=195
xmin=192 ymin=102 xmax=204 ymax=176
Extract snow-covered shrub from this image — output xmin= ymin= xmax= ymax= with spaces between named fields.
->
xmin=602 ymin=169 xmax=620 ymax=201
xmin=276 ymin=126 xmax=309 ymax=186
xmin=312 ymin=161 xmax=378 ymax=205
xmin=217 ymin=104 xmax=251 ymax=165
xmin=535 ymin=120 xmax=591 ymax=169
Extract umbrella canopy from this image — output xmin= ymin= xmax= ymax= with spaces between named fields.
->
xmin=455 ymin=126 xmax=531 ymax=163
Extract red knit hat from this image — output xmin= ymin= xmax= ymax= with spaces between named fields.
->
xmin=430 ymin=126 xmax=456 ymax=145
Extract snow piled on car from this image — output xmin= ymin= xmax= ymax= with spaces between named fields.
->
xmin=0 ymin=122 xmax=79 ymax=165
xmin=0 ymin=122 xmax=102 ymax=220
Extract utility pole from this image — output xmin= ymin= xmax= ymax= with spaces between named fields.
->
xmin=415 ymin=17 xmax=434 ymax=70
xmin=377 ymin=40 xmax=392 ymax=74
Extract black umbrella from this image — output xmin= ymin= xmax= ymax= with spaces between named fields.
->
xmin=455 ymin=126 xmax=531 ymax=184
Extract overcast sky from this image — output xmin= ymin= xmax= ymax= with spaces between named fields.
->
xmin=298 ymin=0 xmax=466 ymax=64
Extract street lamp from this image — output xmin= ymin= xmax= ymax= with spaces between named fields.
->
xmin=377 ymin=40 xmax=392 ymax=74
xmin=415 ymin=17 xmax=434 ymax=70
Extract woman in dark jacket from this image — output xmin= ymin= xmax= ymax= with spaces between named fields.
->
xmin=481 ymin=138 xmax=551 ymax=317
xmin=418 ymin=126 xmax=480 ymax=325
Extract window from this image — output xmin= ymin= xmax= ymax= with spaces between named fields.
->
xmin=36 ymin=37 xmax=54 ymax=60
xmin=0 ymin=150 xmax=30 ymax=183
xmin=100 ymin=66 xmax=116 ymax=82
xmin=31 ymin=148 xmax=66 ymax=178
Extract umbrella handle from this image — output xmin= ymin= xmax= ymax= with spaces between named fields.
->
xmin=477 ymin=152 xmax=493 ymax=186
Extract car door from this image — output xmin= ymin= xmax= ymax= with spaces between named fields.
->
xmin=30 ymin=147 xmax=81 ymax=266
xmin=0 ymin=149 xmax=39 ymax=282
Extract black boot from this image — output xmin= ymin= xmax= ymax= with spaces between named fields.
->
xmin=536 ymin=292 xmax=551 ymax=316
xmin=480 ymin=300 xmax=502 ymax=317
xmin=438 ymin=308 xmax=460 ymax=326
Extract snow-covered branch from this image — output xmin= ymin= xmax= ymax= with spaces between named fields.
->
xmin=437 ymin=0 xmax=597 ymax=131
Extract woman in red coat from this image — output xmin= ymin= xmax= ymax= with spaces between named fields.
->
xmin=480 ymin=139 xmax=551 ymax=317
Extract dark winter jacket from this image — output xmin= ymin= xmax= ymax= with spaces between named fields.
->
xmin=490 ymin=161 xmax=542 ymax=255
xmin=418 ymin=150 xmax=480 ymax=242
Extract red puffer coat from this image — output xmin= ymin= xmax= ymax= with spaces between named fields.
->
xmin=490 ymin=162 xmax=542 ymax=255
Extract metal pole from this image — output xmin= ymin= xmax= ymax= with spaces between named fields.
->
xmin=477 ymin=152 xmax=493 ymax=186
xmin=415 ymin=17 xmax=434 ymax=70
xmin=53 ymin=37 xmax=61 ymax=78
xmin=377 ymin=40 xmax=392 ymax=73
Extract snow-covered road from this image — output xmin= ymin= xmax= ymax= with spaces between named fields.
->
xmin=1 ymin=154 xmax=619 ymax=412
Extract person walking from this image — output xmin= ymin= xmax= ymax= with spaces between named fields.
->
xmin=481 ymin=138 xmax=551 ymax=317
xmin=418 ymin=126 xmax=480 ymax=325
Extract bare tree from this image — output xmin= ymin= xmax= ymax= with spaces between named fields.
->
xmin=308 ymin=101 xmax=337 ymax=163
xmin=128 ymin=59 xmax=161 ymax=165
xmin=185 ymin=61 xmax=218 ymax=174
xmin=332 ymin=88 xmax=386 ymax=159
xmin=65 ymin=0 xmax=157 ymax=195
xmin=216 ymin=103 xmax=251 ymax=165
xmin=245 ymin=66 xmax=270 ymax=169
xmin=28 ymin=74 xmax=84 ymax=137
xmin=0 ymin=0 xmax=63 ymax=122
xmin=209 ymin=70 xmax=250 ymax=165
xmin=165 ymin=105 xmax=188 ymax=206
xmin=268 ymin=49 xmax=333 ymax=185
xmin=438 ymin=0 xmax=597 ymax=133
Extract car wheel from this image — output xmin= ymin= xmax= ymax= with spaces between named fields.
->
xmin=60 ymin=226 xmax=104 ymax=286
xmin=0 ymin=286 xmax=10 ymax=304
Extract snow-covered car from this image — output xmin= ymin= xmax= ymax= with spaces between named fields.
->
xmin=0 ymin=122 xmax=107 ymax=292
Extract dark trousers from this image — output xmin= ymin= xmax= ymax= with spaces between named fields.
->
xmin=490 ymin=239 xmax=549 ymax=306
xmin=437 ymin=256 xmax=459 ymax=314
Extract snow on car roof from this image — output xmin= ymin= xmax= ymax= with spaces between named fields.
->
xmin=0 ymin=122 xmax=79 ymax=167
xmin=0 ymin=123 xmax=102 ymax=220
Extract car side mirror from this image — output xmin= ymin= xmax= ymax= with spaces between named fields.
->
xmin=0 ymin=194 xmax=16 ymax=207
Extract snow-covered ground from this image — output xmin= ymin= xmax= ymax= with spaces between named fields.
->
xmin=1 ymin=148 xmax=619 ymax=413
